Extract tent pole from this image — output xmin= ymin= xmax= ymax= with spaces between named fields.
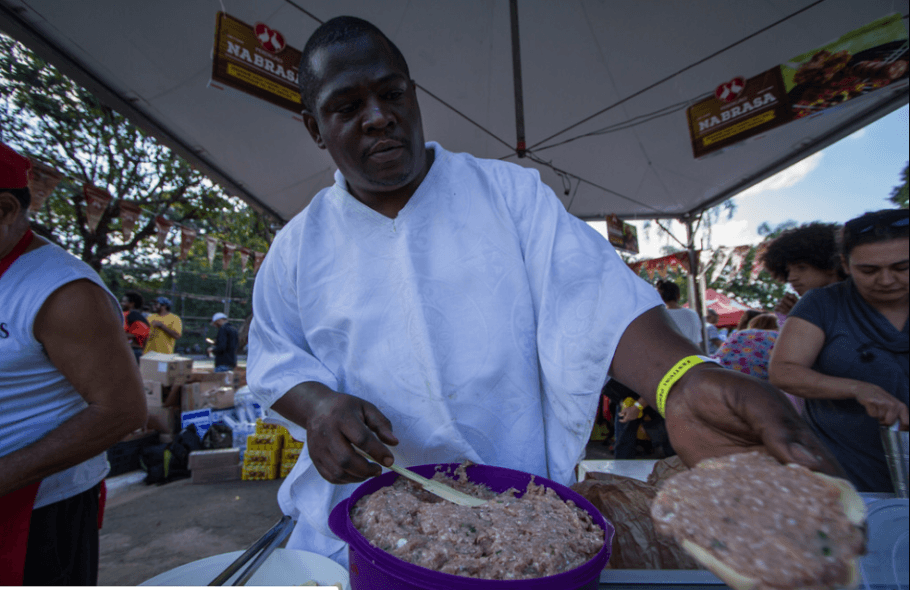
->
xmin=509 ymin=0 xmax=526 ymax=158
xmin=684 ymin=218 xmax=707 ymax=353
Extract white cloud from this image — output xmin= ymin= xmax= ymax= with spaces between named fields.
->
xmin=738 ymin=151 xmax=823 ymax=198
xmin=708 ymin=219 xmax=761 ymax=249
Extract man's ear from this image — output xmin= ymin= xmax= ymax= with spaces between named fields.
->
xmin=302 ymin=111 xmax=326 ymax=150
xmin=0 ymin=191 xmax=23 ymax=226
xmin=841 ymin=255 xmax=850 ymax=277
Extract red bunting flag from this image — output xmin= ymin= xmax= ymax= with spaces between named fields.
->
xmin=237 ymin=247 xmax=251 ymax=272
xmin=179 ymin=226 xmax=198 ymax=260
xmin=222 ymin=242 xmax=237 ymax=270
xmin=28 ymin=161 xmax=63 ymax=212
xmin=118 ymin=201 xmax=142 ymax=241
xmin=155 ymin=216 xmax=173 ymax=251
xmin=252 ymin=251 xmax=265 ymax=273
xmin=205 ymin=236 xmax=219 ymax=266
xmin=83 ymin=185 xmax=113 ymax=232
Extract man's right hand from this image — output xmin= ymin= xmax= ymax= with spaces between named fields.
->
xmin=271 ymin=382 xmax=399 ymax=484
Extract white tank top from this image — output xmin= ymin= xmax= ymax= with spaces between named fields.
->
xmin=0 ymin=243 xmax=119 ymax=508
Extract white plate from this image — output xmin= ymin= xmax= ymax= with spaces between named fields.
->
xmin=860 ymin=498 xmax=909 ymax=589
xmin=140 ymin=548 xmax=350 ymax=587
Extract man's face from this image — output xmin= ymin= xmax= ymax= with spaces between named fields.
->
xmin=302 ymin=34 xmax=427 ymax=203
xmin=785 ymin=262 xmax=838 ymax=296
xmin=120 ymin=296 xmax=131 ymax=312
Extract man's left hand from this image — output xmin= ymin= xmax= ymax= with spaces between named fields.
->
xmin=664 ymin=363 xmax=845 ymax=477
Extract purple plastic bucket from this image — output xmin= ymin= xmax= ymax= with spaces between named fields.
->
xmin=328 ymin=463 xmax=614 ymax=590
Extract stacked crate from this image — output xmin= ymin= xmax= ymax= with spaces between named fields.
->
xmin=241 ymin=419 xmax=304 ymax=480
xmin=281 ymin=437 xmax=304 ymax=478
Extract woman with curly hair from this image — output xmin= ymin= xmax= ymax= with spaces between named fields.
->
xmin=760 ymin=222 xmax=846 ymax=316
xmin=770 ymin=209 xmax=909 ymax=492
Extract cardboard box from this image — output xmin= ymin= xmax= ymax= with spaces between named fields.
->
xmin=143 ymin=381 xmax=163 ymax=408
xmin=182 ymin=381 xmax=235 ymax=412
xmin=188 ymin=448 xmax=241 ymax=470
xmin=187 ymin=369 xmax=228 ymax=384
xmin=146 ymin=405 xmax=179 ymax=435
xmin=139 ymin=352 xmax=193 ymax=386
xmin=181 ymin=407 xmax=237 ymax=440
xmin=181 ymin=408 xmax=214 ymax=439
xmin=191 ymin=463 xmax=242 ymax=484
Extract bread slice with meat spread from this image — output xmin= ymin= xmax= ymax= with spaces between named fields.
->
xmin=651 ymin=451 xmax=866 ymax=590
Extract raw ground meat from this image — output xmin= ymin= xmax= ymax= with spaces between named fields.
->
xmin=651 ymin=451 xmax=865 ymax=590
xmin=350 ymin=463 xmax=604 ymax=580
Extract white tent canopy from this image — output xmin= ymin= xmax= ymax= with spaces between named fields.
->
xmin=1 ymin=0 xmax=907 ymax=223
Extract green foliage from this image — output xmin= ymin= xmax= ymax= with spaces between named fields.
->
xmin=703 ymin=245 xmax=789 ymax=310
xmin=0 ymin=33 xmax=274 ymax=271
xmin=757 ymin=219 xmax=798 ymax=238
xmin=891 ymin=162 xmax=909 ymax=209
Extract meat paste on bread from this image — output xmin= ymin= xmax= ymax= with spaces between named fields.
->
xmin=651 ymin=451 xmax=866 ymax=590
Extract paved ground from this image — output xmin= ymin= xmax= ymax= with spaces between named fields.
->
xmin=98 ymin=438 xmax=643 ymax=585
xmin=99 ymin=475 xmax=284 ymax=585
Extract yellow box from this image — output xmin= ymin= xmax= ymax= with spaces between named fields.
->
xmin=246 ymin=433 xmax=283 ymax=451
xmin=279 ymin=462 xmax=296 ymax=478
xmin=244 ymin=449 xmax=279 ymax=465
xmin=281 ymin=447 xmax=302 ymax=463
xmin=242 ymin=463 xmax=277 ymax=480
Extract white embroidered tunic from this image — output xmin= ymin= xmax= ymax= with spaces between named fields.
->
xmin=247 ymin=142 xmax=662 ymax=560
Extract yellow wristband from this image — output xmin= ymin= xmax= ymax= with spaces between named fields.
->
xmin=656 ymin=355 xmax=716 ymax=417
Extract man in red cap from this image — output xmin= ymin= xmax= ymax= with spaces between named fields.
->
xmin=0 ymin=142 xmax=147 ymax=585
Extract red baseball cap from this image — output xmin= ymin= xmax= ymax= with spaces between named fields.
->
xmin=0 ymin=142 xmax=32 ymax=189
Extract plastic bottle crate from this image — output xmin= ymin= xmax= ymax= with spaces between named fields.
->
xmin=107 ymin=432 xmax=160 ymax=476
xmin=244 ymin=449 xmax=279 ymax=465
xmin=242 ymin=463 xmax=277 ymax=480
xmin=246 ymin=433 xmax=283 ymax=452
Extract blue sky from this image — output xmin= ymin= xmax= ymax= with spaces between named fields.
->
xmin=624 ymin=104 xmax=909 ymax=258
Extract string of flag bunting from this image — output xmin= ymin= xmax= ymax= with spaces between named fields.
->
xmin=627 ymin=245 xmax=768 ymax=282
xmin=27 ymin=159 xmax=268 ymax=273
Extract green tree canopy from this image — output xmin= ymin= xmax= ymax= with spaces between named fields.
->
xmin=890 ymin=162 xmax=909 ymax=209
xmin=0 ymin=33 xmax=274 ymax=272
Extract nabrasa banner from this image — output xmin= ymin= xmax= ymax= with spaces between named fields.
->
xmin=211 ymin=12 xmax=303 ymax=115
xmin=687 ymin=13 xmax=907 ymax=158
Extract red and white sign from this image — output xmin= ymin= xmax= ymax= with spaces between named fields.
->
xmin=179 ymin=226 xmax=198 ymax=260
xmin=205 ymin=236 xmax=219 ymax=266
xmin=222 ymin=242 xmax=237 ymax=271
xmin=119 ymin=201 xmax=142 ymax=241
xmin=83 ymin=185 xmax=113 ymax=232
xmin=28 ymin=161 xmax=64 ymax=212
xmin=237 ymin=247 xmax=251 ymax=272
xmin=254 ymin=22 xmax=285 ymax=53
xmin=252 ymin=251 xmax=266 ymax=274
xmin=154 ymin=216 xmax=173 ymax=251
xmin=714 ymin=77 xmax=745 ymax=103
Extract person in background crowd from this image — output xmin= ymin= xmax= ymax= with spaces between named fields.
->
xmin=143 ymin=296 xmax=182 ymax=355
xmin=760 ymin=222 xmax=845 ymax=324
xmin=731 ymin=309 xmax=763 ymax=335
xmin=121 ymin=290 xmax=149 ymax=363
xmin=770 ymin=208 xmax=909 ymax=493
xmin=208 ymin=312 xmax=239 ymax=373
xmin=713 ymin=313 xmax=780 ymax=381
xmin=0 ymin=143 xmax=146 ymax=585
xmin=246 ymin=16 xmax=843 ymax=564
xmin=748 ymin=313 xmax=779 ymax=331
xmin=704 ymin=309 xmax=724 ymax=354
xmin=656 ymin=279 xmax=703 ymax=346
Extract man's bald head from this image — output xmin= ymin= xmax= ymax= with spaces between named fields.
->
xmin=298 ymin=16 xmax=410 ymax=113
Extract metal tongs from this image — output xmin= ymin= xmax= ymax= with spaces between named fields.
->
xmin=208 ymin=515 xmax=295 ymax=586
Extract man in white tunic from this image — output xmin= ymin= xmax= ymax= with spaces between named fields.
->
xmin=247 ymin=16 xmax=844 ymax=565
